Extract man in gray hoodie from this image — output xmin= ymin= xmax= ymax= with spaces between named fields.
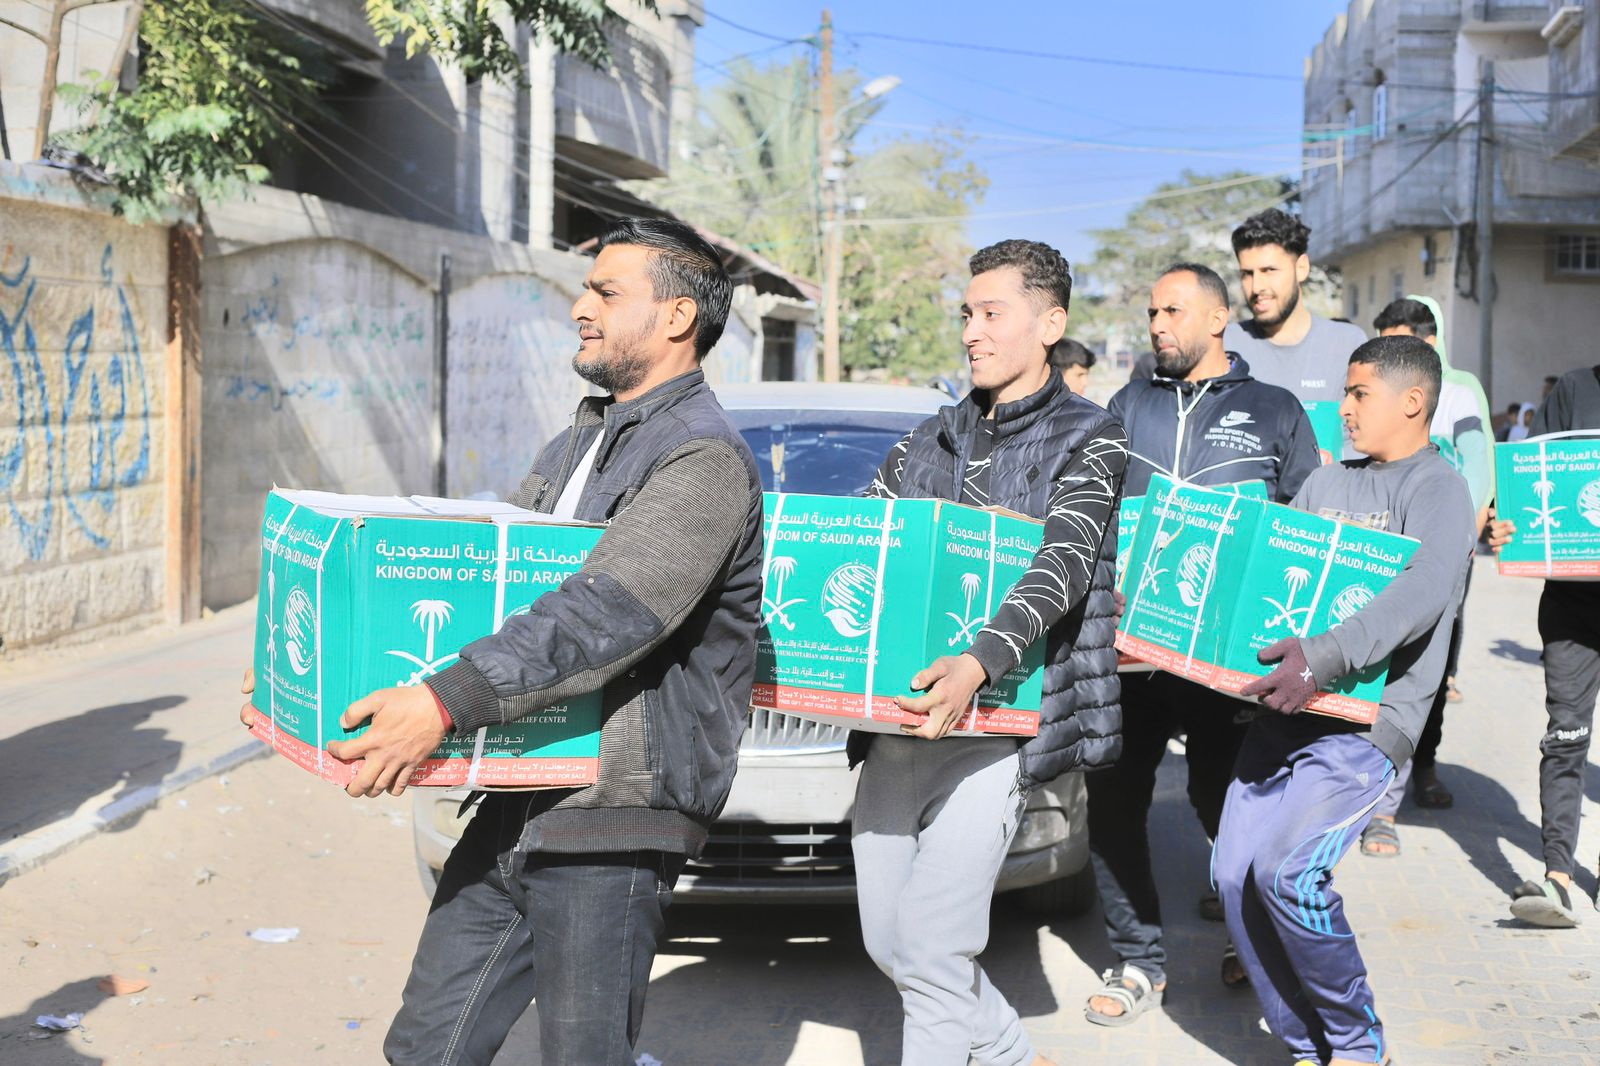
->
xmin=1214 ymin=334 xmax=1475 ymax=1065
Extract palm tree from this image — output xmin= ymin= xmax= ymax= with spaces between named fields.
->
xmin=961 ymin=572 xmax=982 ymax=622
xmin=630 ymin=57 xmax=985 ymax=380
xmin=410 ymin=599 xmax=454 ymax=663
xmin=769 ymin=556 xmax=798 ymax=605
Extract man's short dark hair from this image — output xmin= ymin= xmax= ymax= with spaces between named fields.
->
xmin=1160 ymin=261 xmax=1230 ymax=311
xmin=1049 ymin=338 xmax=1096 ymax=371
xmin=1231 ymin=208 xmax=1311 ymax=258
xmin=970 ymin=239 xmax=1072 ymax=314
xmin=1372 ymin=298 xmax=1438 ymax=338
xmin=1349 ymin=334 xmax=1441 ymax=419
xmin=597 ymin=217 xmax=732 ymax=360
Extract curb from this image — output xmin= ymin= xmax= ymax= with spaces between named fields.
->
xmin=0 ymin=739 xmax=271 ymax=886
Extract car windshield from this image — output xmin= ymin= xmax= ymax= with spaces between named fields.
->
xmin=729 ymin=409 xmax=928 ymax=497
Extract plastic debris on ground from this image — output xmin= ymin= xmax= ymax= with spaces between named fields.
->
xmin=34 ymin=1013 xmax=83 ymax=1031
xmin=247 ymin=927 xmax=300 ymax=943
xmin=636 ymin=1054 xmax=663 ymax=1066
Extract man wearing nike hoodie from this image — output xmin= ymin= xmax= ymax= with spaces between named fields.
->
xmin=1085 ymin=263 xmax=1319 ymax=1027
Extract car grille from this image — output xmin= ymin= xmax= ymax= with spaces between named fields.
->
xmin=683 ymin=821 xmax=854 ymax=884
xmin=741 ymin=708 xmax=849 ymax=753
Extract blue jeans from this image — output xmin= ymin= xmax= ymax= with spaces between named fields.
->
xmin=1214 ymin=720 xmax=1394 ymax=1064
xmin=384 ymin=794 xmax=684 ymax=1066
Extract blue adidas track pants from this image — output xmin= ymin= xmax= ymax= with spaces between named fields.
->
xmin=1214 ymin=719 xmax=1395 ymax=1064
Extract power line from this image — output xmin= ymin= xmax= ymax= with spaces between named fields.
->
xmin=703 ymin=10 xmax=814 ymax=46
xmin=848 ymin=29 xmax=1301 ymax=83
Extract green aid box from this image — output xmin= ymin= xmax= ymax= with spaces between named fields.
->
xmin=753 ymin=492 xmax=1045 ymax=736
xmin=1494 ymin=436 xmax=1600 ymax=579
xmin=1211 ymin=507 xmax=1417 ymax=722
xmin=247 ymin=489 xmax=604 ymax=789
xmin=1116 ymin=475 xmax=1417 ymax=724
xmin=1113 ymin=481 xmax=1266 ymax=673
xmin=1302 ymin=401 xmax=1346 ymax=460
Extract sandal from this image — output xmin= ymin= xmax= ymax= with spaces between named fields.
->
xmin=1510 ymin=878 xmax=1581 ymax=928
xmin=1360 ymin=817 xmax=1401 ymax=857
xmin=1198 ymin=887 xmax=1224 ymax=923
xmin=1221 ymin=942 xmax=1250 ymax=989
xmin=1085 ymin=965 xmax=1164 ymax=1027
xmin=1412 ymin=767 xmax=1454 ymax=809
xmin=1445 ymin=676 xmax=1463 ymax=703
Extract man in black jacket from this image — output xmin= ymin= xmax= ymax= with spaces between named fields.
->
xmin=1491 ymin=364 xmax=1600 ymax=927
xmin=850 ymin=239 xmax=1128 ymax=1066
xmin=1085 ymin=263 xmax=1319 ymax=1027
xmin=253 ymin=218 xmax=764 ymax=1066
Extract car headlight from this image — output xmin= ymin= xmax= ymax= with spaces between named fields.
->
xmin=433 ymin=798 xmax=471 ymax=837
xmin=1011 ymin=808 xmax=1068 ymax=852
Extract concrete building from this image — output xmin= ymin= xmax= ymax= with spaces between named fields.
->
xmin=1302 ymin=0 xmax=1600 ymax=408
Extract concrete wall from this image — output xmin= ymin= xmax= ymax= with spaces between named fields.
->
xmin=0 ymin=167 xmax=167 ymax=654
xmin=1333 ymin=226 xmax=1600 ymax=409
xmin=446 ymin=272 xmax=589 ymax=499
xmin=200 ymin=239 xmax=437 ymax=609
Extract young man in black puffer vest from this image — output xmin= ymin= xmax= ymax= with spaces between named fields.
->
xmin=848 ymin=239 xmax=1129 ymax=1066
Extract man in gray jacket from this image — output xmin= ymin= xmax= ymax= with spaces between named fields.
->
xmin=249 ymin=218 xmax=765 ymax=1066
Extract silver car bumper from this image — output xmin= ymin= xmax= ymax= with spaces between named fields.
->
xmin=412 ymin=747 xmax=1090 ymax=904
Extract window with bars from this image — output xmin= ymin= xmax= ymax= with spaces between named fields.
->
xmin=1553 ymin=234 xmax=1600 ymax=277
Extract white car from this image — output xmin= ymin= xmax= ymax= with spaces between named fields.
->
xmin=413 ymin=382 xmax=1094 ymax=912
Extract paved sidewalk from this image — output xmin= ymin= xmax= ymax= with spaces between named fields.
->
xmin=0 ymin=602 xmax=265 ymax=882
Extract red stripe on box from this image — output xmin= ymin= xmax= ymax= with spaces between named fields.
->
xmin=1117 ymin=636 xmax=1379 ymax=726
xmin=244 ymin=705 xmax=599 ymax=789
xmin=751 ymin=682 xmax=1039 ymax=737
xmin=1499 ymin=558 xmax=1600 ymax=579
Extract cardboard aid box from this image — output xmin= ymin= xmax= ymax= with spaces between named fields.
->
xmin=753 ymin=493 xmax=1045 ymax=736
xmin=1114 ymin=482 xmax=1267 ymax=672
xmin=247 ymin=489 xmax=604 ymax=789
xmin=1116 ymin=475 xmax=1418 ymax=724
xmin=1494 ymin=434 xmax=1600 ymax=579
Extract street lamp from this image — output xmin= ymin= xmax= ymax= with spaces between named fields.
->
xmin=818 ymin=16 xmax=899 ymax=383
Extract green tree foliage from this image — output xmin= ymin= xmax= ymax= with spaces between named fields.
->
xmin=1073 ymin=169 xmax=1341 ymax=353
xmin=57 ymin=0 xmax=325 ymax=222
xmin=638 ymin=57 xmax=986 ymax=382
xmin=363 ymin=0 xmax=655 ymax=85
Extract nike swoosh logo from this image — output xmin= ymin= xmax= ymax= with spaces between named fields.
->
xmin=1218 ymin=412 xmax=1254 ymax=427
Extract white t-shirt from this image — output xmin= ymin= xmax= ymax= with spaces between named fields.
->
xmin=550 ymin=434 xmax=604 ymax=520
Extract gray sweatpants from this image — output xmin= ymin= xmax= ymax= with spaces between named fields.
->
xmin=851 ymin=734 xmax=1035 ymax=1066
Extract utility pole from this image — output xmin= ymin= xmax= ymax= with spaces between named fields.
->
xmin=818 ymin=9 xmax=842 ymax=383
xmin=1475 ymin=61 xmax=1496 ymax=405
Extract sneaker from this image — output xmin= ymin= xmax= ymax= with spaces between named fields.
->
xmin=1510 ymin=878 xmax=1581 ymax=928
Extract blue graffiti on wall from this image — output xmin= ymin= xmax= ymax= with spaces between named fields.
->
xmin=0 ymin=244 xmax=152 ymax=559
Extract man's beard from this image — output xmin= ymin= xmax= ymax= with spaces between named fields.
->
xmin=572 ymin=325 xmax=653 ymax=394
xmin=1154 ymin=338 xmax=1208 ymax=379
xmin=1250 ymin=281 xmax=1301 ymax=327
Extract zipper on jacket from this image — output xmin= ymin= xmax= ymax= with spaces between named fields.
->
xmin=1171 ymin=381 xmax=1214 ymax=481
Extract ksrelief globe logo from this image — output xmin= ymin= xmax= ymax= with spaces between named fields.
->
xmin=1328 ymin=585 xmax=1376 ymax=627
xmin=1580 ymin=479 xmax=1600 ymax=529
xmin=820 ymin=562 xmax=878 ymax=638
xmin=283 ymin=586 xmax=317 ymax=676
xmin=1175 ymin=544 xmax=1215 ymax=608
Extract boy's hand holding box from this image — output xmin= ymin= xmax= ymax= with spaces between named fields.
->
xmin=752 ymin=492 xmax=1046 ymax=736
xmin=248 ymin=489 xmax=604 ymax=789
xmin=1115 ymin=474 xmax=1418 ymax=723
xmin=1494 ymin=434 xmax=1600 ymax=579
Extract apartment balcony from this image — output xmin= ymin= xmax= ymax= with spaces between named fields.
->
xmin=554 ymin=20 xmax=672 ymax=180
